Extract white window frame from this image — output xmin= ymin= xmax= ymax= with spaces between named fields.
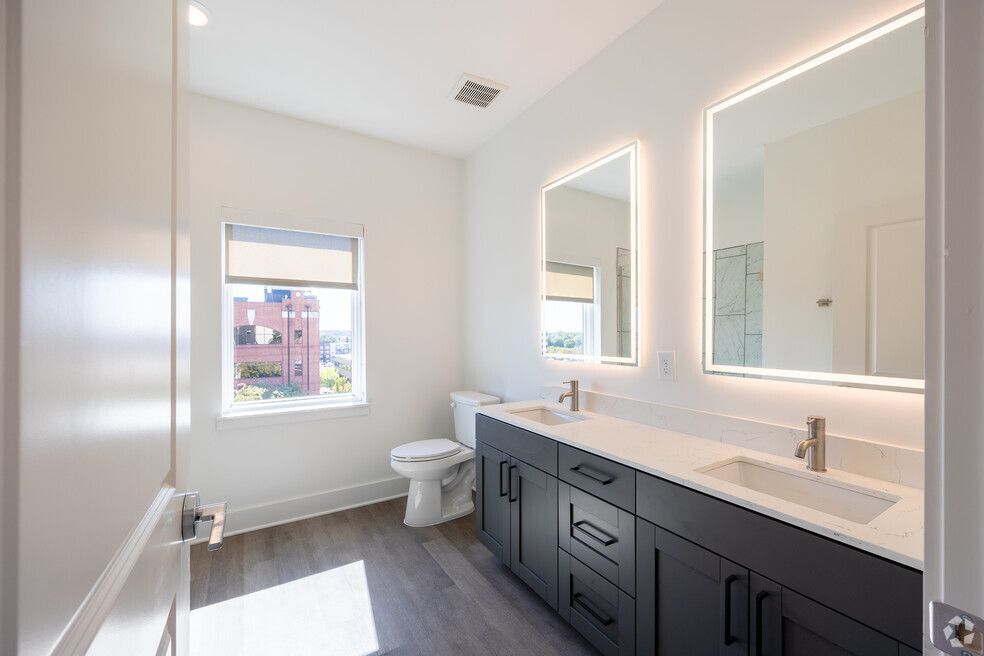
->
xmin=217 ymin=207 xmax=368 ymax=427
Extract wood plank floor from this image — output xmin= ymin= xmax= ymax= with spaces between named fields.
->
xmin=191 ymin=497 xmax=596 ymax=655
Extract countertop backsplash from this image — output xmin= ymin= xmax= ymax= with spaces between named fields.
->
xmin=538 ymin=386 xmax=924 ymax=489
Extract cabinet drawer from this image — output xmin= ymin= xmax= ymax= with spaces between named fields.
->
xmin=558 ymin=481 xmax=635 ymax=596
xmin=476 ymin=414 xmax=558 ymax=475
xmin=559 ymin=445 xmax=635 ymax=512
xmin=559 ymin=549 xmax=635 ymax=656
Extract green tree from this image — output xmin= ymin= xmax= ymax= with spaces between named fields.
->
xmin=320 ymin=366 xmax=353 ymax=394
xmin=234 ymin=384 xmax=266 ymax=402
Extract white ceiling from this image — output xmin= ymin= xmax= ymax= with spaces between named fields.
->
xmin=189 ymin=0 xmax=664 ymax=158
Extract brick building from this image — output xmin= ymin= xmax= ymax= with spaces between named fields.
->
xmin=233 ymin=288 xmax=321 ymax=395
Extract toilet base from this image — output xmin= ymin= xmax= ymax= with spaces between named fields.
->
xmin=400 ymin=460 xmax=475 ymax=527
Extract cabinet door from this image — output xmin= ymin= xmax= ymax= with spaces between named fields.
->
xmin=475 ymin=440 xmax=510 ymax=564
xmin=637 ymin=518 xmax=748 ymax=655
xmin=510 ymin=458 xmax=559 ymax=609
xmin=751 ymin=573 xmax=898 ymax=656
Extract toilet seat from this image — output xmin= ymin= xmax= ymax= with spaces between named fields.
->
xmin=391 ymin=438 xmax=461 ymax=462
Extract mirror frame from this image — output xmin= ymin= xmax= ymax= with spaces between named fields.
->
xmin=702 ymin=5 xmax=925 ymax=391
xmin=541 ymin=141 xmax=640 ymax=366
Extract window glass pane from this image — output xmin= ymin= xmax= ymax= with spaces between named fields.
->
xmin=234 ymin=324 xmax=282 ymax=345
xmin=231 ymin=284 xmax=356 ymax=403
xmin=543 ymin=300 xmax=586 ymax=355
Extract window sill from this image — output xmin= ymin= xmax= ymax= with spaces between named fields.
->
xmin=216 ymin=400 xmax=370 ymax=430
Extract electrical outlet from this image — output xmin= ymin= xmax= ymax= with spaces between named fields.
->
xmin=658 ymin=351 xmax=676 ymax=381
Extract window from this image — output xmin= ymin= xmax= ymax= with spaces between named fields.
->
xmin=223 ymin=221 xmax=365 ymax=412
xmin=543 ymin=261 xmax=600 ymax=356
xmin=234 ymin=324 xmax=282 ymax=345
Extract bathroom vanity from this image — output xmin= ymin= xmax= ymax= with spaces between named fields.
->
xmin=474 ymin=403 xmax=923 ymax=656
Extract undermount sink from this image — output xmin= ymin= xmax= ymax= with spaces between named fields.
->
xmin=697 ymin=457 xmax=899 ymax=525
xmin=509 ymin=407 xmax=586 ymax=426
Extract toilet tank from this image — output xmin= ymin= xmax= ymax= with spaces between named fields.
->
xmin=451 ymin=391 xmax=500 ymax=448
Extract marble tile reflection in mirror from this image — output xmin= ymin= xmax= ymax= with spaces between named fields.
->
xmin=541 ymin=142 xmax=639 ymax=365
xmin=704 ymin=7 xmax=924 ymax=390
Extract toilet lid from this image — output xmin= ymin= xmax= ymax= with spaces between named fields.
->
xmin=391 ymin=439 xmax=462 ymax=462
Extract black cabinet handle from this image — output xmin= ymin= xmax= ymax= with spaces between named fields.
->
xmin=722 ymin=574 xmax=738 ymax=646
xmin=754 ymin=590 xmax=769 ymax=656
xmin=498 ymin=460 xmax=508 ymax=497
xmin=507 ymin=464 xmax=518 ymax=502
xmin=569 ymin=464 xmax=614 ymax=485
xmin=572 ymin=520 xmax=617 ymax=547
xmin=573 ymin=593 xmax=614 ymax=627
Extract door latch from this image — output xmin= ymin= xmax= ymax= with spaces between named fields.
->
xmin=181 ymin=492 xmax=227 ymax=551
xmin=931 ymin=600 xmax=984 ymax=655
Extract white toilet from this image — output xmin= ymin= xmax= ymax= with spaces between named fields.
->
xmin=390 ymin=390 xmax=500 ymax=527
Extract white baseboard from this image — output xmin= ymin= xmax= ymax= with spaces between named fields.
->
xmin=223 ymin=477 xmax=409 ymax=536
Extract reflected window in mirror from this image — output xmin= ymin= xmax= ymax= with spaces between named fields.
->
xmin=542 ymin=142 xmax=639 ymax=365
xmin=703 ymin=7 xmax=924 ymax=391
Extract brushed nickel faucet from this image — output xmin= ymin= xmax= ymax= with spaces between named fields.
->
xmin=558 ymin=380 xmax=579 ymax=411
xmin=795 ymin=416 xmax=827 ymax=472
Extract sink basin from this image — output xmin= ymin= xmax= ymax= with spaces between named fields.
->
xmin=697 ymin=457 xmax=899 ymax=524
xmin=509 ymin=407 xmax=585 ymax=426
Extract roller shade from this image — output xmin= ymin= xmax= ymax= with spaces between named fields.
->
xmin=545 ymin=261 xmax=595 ymax=303
xmin=225 ymin=224 xmax=359 ymax=290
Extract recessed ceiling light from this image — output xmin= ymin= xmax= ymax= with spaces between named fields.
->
xmin=189 ymin=1 xmax=210 ymax=27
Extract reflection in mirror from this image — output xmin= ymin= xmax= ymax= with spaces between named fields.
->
xmin=704 ymin=7 xmax=924 ymax=390
xmin=542 ymin=142 xmax=638 ymax=365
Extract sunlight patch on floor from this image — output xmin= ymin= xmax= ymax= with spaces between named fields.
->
xmin=191 ymin=560 xmax=379 ymax=656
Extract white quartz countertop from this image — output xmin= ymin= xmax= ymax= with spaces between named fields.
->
xmin=479 ymin=400 xmax=924 ymax=570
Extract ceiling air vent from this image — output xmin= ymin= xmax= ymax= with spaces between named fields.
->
xmin=450 ymin=74 xmax=507 ymax=109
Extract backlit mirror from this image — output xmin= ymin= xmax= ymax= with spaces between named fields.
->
xmin=704 ymin=7 xmax=924 ymax=390
xmin=542 ymin=142 xmax=639 ymax=365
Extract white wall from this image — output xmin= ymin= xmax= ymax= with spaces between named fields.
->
xmin=762 ymin=92 xmax=924 ymax=373
xmin=545 ymin=186 xmax=630 ymax=356
xmin=190 ymin=95 xmax=465 ymax=532
xmin=463 ymin=0 xmax=924 ymax=450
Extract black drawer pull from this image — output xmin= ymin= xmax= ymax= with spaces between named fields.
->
xmin=498 ymin=460 xmax=508 ymax=497
xmin=570 ymin=464 xmax=614 ymax=485
xmin=507 ymin=464 xmax=518 ymax=503
xmin=572 ymin=520 xmax=617 ymax=547
xmin=754 ymin=590 xmax=769 ymax=656
xmin=722 ymin=574 xmax=738 ymax=646
xmin=573 ymin=593 xmax=615 ymax=627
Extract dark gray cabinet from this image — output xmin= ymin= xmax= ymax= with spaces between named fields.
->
xmin=559 ymin=548 xmax=635 ymax=656
xmin=750 ymin=573 xmax=898 ymax=656
xmin=636 ymin=471 xmax=922 ymax=651
xmin=509 ymin=458 xmax=559 ymax=609
xmin=558 ymin=481 xmax=635 ymax=595
xmin=637 ymin=518 xmax=748 ymax=655
xmin=475 ymin=440 xmax=510 ymax=562
xmin=476 ymin=416 xmax=559 ymax=610
xmin=476 ymin=415 xmax=923 ymax=655
xmin=559 ymin=444 xmax=636 ymax=512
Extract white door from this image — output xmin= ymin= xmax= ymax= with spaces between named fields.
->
xmin=926 ymin=0 xmax=984 ymax=654
xmin=1 ymin=1 xmax=194 ymax=655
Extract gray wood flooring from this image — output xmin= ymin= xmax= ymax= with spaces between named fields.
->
xmin=191 ymin=497 xmax=596 ymax=655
